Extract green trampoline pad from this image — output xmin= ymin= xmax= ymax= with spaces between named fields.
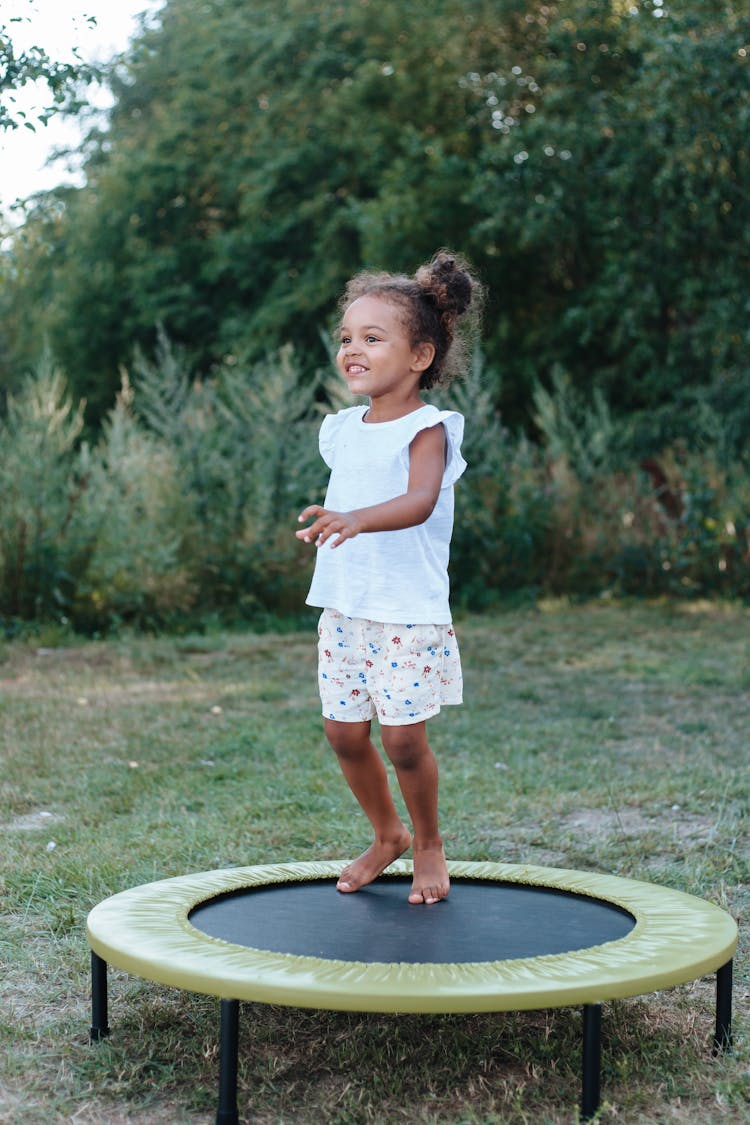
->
xmin=86 ymin=860 xmax=738 ymax=1014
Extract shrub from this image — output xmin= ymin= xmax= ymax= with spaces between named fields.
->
xmin=530 ymin=375 xmax=750 ymax=599
xmin=0 ymin=359 xmax=84 ymax=623
xmin=131 ymin=333 xmax=327 ymax=619
xmin=68 ymin=378 xmax=197 ymax=632
xmin=1 ymin=346 xmax=747 ymax=634
xmin=444 ymin=356 xmax=555 ymax=606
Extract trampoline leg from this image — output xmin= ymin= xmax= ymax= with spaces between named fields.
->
xmin=714 ymin=959 xmax=733 ymax=1054
xmin=216 ymin=999 xmax=240 ymax=1125
xmin=90 ymin=951 xmax=110 ymax=1041
xmin=581 ymin=1003 xmax=602 ymax=1122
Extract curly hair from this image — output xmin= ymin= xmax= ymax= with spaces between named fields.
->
xmin=339 ymin=250 xmax=484 ymax=389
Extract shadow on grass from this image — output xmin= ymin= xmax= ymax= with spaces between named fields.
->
xmin=77 ymin=982 xmax=735 ymax=1124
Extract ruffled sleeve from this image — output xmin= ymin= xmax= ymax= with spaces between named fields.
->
xmin=318 ymin=406 xmax=366 ymax=468
xmin=399 ymin=408 xmax=467 ymax=488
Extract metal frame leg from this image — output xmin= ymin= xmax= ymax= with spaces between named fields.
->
xmin=216 ymin=999 xmax=240 ymax=1125
xmin=90 ymin=951 xmax=110 ymax=1041
xmin=581 ymin=1003 xmax=602 ymax=1121
xmin=714 ymin=959 xmax=733 ymax=1054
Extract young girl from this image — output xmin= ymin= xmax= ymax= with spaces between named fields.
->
xmin=296 ymin=250 xmax=482 ymax=905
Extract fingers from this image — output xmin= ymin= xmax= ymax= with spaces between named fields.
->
xmin=298 ymin=505 xmax=324 ymax=523
xmin=296 ymin=505 xmax=327 ymax=544
xmin=306 ymin=516 xmax=345 ymax=547
xmin=296 ymin=508 xmax=357 ymax=547
xmin=296 ymin=507 xmax=334 ymax=546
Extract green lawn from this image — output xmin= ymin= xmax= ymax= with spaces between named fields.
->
xmin=1 ymin=601 xmax=748 ymax=1123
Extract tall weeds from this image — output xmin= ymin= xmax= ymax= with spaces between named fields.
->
xmin=0 ymin=358 xmax=84 ymax=621
xmin=1 ymin=347 xmax=747 ymax=634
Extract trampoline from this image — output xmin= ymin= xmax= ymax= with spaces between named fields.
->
xmin=86 ymin=860 xmax=737 ymax=1124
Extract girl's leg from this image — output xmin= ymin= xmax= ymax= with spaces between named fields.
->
xmin=380 ymin=721 xmax=450 ymax=905
xmin=324 ymin=718 xmax=411 ymax=892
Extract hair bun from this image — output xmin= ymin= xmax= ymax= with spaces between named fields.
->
xmin=416 ymin=250 xmax=476 ymax=317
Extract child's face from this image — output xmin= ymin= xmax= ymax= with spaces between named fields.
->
xmin=336 ymin=295 xmax=432 ymax=401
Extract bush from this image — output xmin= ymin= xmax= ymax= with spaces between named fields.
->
xmin=0 ymin=345 xmax=328 ymax=633
xmin=0 ymin=348 xmax=747 ymax=635
xmin=132 ymin=333 xmax=328 ymax=620
xmin=68 ymin=378 xmax=197 ymax=631
xmin=445 ymin=355 xmax=555 ymax=606
xmin=529 ymin=377 xmax=750 ymax=599
xmin=0 ymin=359 xmax=84 ymax=623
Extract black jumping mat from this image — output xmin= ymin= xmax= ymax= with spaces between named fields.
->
xmin=188 ymin=878 xmax=635 ymax=964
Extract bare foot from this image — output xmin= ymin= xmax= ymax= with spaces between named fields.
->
xmin=409 ymin=842 xmax=449 ymax=905
xmin=336 ymin=829 xmax=412 ymax=893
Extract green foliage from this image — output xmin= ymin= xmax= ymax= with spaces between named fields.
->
xmin=69 ymin=379 xmax=196 ymax=632
xmin=467 ymin=0 xmax=750 ymax=420
xmin=0 ymin=347 xmax=748 ymax=632
xmin=3 ymin=0 xmax=748 ymax=443
xmin=0 ymin=358 xmax=84 ymax=621
xmin=622 ymin=367 xmax=750 ymax=471
xmin=0 ymin=5 xmax=97 ymax=132
xmin=444 ymin=355 xmax=555 ymax=604
xmin=531 ymin=383 xmax=750 ymax=599
xmin=532 ymin=366 xmax=623 ymax=480
xmin=0 ymin=346 xmax=327 ymax=633
xmin=131 ymin=332 xmax=328 ymax=619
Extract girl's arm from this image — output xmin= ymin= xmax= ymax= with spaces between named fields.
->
xmin=296 ymin=425 xmax=446 ymax=549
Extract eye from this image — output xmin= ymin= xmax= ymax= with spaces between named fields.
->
xmin=365 ymin=335 xmax=379 ymax=344
xmin=339 ymin=335 xmax=351 ymax=346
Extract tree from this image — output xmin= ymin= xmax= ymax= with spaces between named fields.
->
xmin=466 ymin=0 xmax=750 ymax=427
xmin=0 ymin=5 xmax=97 ymax=131
xmin=0 ymin=0 xmax=538 ymax=418
xmin=2 ymin=0 xmax=749 ymax=437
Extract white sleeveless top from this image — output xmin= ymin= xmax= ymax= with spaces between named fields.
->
xmin=305 ymin=404 xmax=466 ymax=624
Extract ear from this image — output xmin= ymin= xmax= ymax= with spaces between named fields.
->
xmin=412 ymin=341 xmax=436 ymax=372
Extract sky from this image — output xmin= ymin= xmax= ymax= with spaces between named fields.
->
xmin=1 ymin=0 xmax=162 ymax=215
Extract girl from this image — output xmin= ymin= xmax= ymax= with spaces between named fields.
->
xmin=296 ymin=250 xmax=482 ymax=905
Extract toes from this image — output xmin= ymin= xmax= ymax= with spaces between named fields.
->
xmin=409 ymin=884 xmax=446 ymax=905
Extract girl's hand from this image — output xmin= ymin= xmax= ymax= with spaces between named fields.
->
xmin=296 ymin=424 xmax=447 ymax=548
xmin=296 ymin=505 xmax=363 ymax=548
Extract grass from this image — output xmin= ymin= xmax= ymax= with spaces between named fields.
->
xmin=0 ymin=599 xmax=748 ymax=1124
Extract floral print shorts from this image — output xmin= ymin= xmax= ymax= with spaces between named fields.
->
xmin=317 ymin=608 xmax=463 ymax=726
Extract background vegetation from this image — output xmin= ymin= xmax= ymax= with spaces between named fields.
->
xmin=1 ymin=602 xmax=748 ymax=1122
xmin=0 ymin=351 xmax=747 ymax=635
xmin=0 ymin=4 xmax=96 ymax=132
xmin=2 ymin=0 xmax=749 ymax=427
xmin=1 ymin=0 xmax=749 ymax=629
